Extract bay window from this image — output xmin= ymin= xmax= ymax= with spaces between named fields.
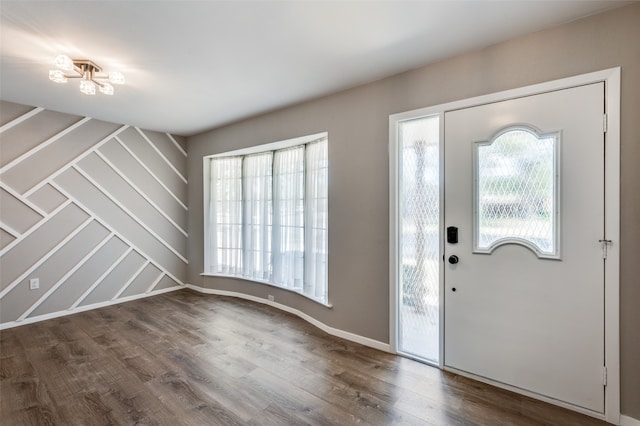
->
xmin=204 ymin=134 xmax=328 ymax=304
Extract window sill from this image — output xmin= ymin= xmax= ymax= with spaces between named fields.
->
xmin=200 ymin=272 xmax=332 ymax=308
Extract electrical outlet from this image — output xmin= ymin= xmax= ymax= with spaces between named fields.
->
xmin=29 ymin=278 xmax=39 ymax=290
xmin=268 ymin=295 xmax=274 ymax=302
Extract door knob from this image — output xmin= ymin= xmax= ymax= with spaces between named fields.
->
xmin=448 ymin=255 xmax=459 ymax=264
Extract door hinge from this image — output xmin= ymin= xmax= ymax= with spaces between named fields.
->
xmin=603 ymin=113 xmax=608 ymax=133
xmin=599 ymin=239 xmax=612 ymax=259
xmin=603 ymin=366 xmax=608 ymax=386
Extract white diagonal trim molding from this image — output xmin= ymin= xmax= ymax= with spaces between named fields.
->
xmin=0 ymin=107 xmax=44 ymax=134
xmin=16 ymin=233 xmax=114 ymax=321
xmin=0 ymin=222 xmax=20 ymax=239
xmin=0 ymin=216 xmax=93 ymax=299
xmin=22 ymin=125 xmax=129 ymax=198
xmin=70 ymin=246 xmax=133 ymax=309
xmin=112 ymin=260 xmax=149 ymax=300
xmin=135 ymin=127 xmax=188 ymax=184
xmin=73 ymin=164 xmax=188 ymax=264
xmin=0 ymin=200 xmax=72 ymax=258
xmin=145 ymin=272 xmax=165 ymax=294
xmin=166 ymin=133 xmax=187 ymax=157
xmin=0 ymin=117 xmax=91 ymax=175
xmin=115 ymin=136 xmax=188 ymax=211
xmin=0 ymin=181 xmax=48 ymax=217
xmin=49 ymin=181 xmax=186 ymax=286
xmin=95 ymin=149 xmax=188 ymax=237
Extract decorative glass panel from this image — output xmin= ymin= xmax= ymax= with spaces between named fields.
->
xmin=474 ymin=126 xmax=559 ymax=258
xmin=398 ymin=115 xmax=440 ymax=363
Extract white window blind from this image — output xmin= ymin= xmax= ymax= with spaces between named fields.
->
xmin=205 ymin=135 xmax=328 ymax=304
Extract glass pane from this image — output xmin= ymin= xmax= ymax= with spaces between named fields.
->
xmin=243 ymin=153 xmax=273 ymax=280
xmin=398 ymin=115 xmax=439 ymax=363
xmin=305 ymin=139 xmax=328 ymax=303
xmin=475 ymin=127 xmax=557 ymax=257
xmin=273 ymin=146 xmax=305 ymax=290
xmin=210 ymin=156 xmax=243 ymax=275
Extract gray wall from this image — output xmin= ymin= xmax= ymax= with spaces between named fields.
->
xmin=0 ymin=101 xmax=188 ymax=324
xmin=187 ymin=3 xmax=640 ymax=418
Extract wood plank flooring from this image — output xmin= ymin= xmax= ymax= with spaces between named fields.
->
xmin=1 ymin=289 xmax=609 ymax=425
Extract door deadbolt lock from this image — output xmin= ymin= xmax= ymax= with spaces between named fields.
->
xmin=447 ymin=226 xmax=459 ymax=244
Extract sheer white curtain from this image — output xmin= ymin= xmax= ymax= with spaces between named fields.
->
xmin=273 ymin=146 xmax=305 ymax=290
xmin=210 ymin=156 xmax=243 ymax=275
xmin=242 ymin=153 xmax=273 ymax=280
xmin=305 ymin=139 xmax=328 ymax=300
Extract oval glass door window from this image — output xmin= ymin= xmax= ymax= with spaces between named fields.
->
xmin=473 ymin=126 xmax=559 ymax=259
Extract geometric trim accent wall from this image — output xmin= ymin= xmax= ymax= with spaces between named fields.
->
xmin=0 ymin=101 xmax=187 ymax=328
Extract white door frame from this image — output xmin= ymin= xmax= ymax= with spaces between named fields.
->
xmin=389 ymin=67 xmax=620 ymax=423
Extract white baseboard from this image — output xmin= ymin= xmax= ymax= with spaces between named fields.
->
xmin=621 ymin=415 xmax=640 ymax=426
xmin=0 ymin=285 xmax=183 ymax=330
xmin=1 ymin=283 xmax=392 ymax=355
xmin=184 ymin=283 xmax=392 ymax=353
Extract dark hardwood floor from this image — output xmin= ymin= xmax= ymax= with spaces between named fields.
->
xmin=1 ymin=289 xmax=609 ymax=425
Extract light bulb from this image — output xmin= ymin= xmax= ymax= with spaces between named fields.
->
xmin=108 ymin=71 xmax=125 ymax=85
xmin=49 ymin=70 xmax=67 ymax=83
xmin=99 ymin=83 xmax=114 ymax=95
xmin=54 ymin=55 xmax=74 ymax=71
xmin=79 ymin=80 xmax=96 ymax=95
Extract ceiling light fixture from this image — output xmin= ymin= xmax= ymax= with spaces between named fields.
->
xmin=49 ymin=55 xmax=124 ymax=96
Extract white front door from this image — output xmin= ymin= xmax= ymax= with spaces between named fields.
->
xmin=444 ymin=83 xmax=606 ymax=412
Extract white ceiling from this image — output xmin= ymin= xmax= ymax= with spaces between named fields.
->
xmin=0 ymin=1 xmax=631 ymax=136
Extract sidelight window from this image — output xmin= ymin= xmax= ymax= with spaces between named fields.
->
xmin=397 ymin=115 xmax=440 ymax=363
